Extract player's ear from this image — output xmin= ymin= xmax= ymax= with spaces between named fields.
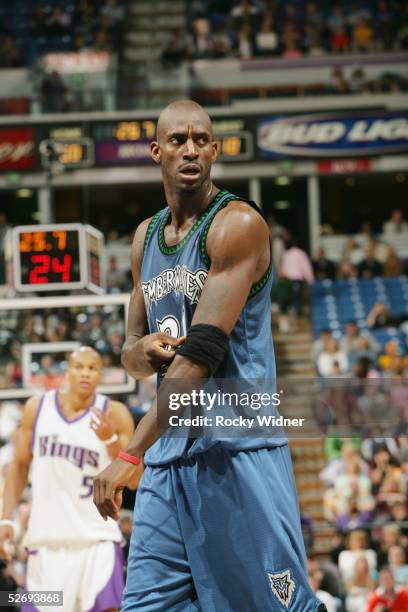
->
xmin=151 ymin=141 xmax=161 ymax=164
xmin=211 ymin=139 xmax=218 ymax=163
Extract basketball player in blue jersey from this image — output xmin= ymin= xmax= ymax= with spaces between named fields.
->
xmin=94 ymin=101 xmax=326 ymax=611
xmin=0 ymin=347 xmax=139 ymax=612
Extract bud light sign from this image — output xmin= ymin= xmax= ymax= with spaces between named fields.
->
xmin=257 ymin=112 xmax=408 ymax=158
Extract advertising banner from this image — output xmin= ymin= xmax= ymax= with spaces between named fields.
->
xmin=258 ymin=112 xmax=408 ymax=158
xmin=0 ymin=127 xmax=35 ymax=169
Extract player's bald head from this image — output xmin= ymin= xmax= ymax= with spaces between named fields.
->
xmin=156 ymin=100 xmax=212 ymax=142
xmin=69 ymin=346 xmax=102 ymax=368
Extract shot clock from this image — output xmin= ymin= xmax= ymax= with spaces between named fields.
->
xmin=7 ymin=224 xmax=105 ymax=294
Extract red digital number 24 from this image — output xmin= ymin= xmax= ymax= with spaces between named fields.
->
xmin=29 ymin=254 xmax=72 ymax=284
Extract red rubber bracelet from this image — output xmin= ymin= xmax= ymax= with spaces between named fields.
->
xmin=118 ymin=450 xmax=141 ymax=466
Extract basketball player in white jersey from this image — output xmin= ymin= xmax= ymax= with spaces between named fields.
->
xmin=0 ymin=346 xmax=139 ymax=612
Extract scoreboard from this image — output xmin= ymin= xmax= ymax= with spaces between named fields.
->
xmin=4 ymin=111 xmax=407 ymax=172
xmin=1 ymin=116 xmax=255 ymax=172
xmin=7 ymin=224 xmax=105 ymax=293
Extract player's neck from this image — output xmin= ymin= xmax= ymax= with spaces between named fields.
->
xmin=59 ymin=389 xmax=94 ymax=414
xmin=165 ymin=181 xmax=218 ymax=227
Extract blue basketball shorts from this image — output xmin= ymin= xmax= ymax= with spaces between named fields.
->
xmin=121 ymin=444 xmax=325 ymax=611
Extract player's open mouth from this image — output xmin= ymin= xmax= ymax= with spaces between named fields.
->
xmin=179 ymin=164 xmax=201 ymax=178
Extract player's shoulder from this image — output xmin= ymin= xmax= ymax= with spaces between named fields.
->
xmin=131 ymin=211 xmax=165 ymax=264
xmin=22 ymin=394 xmax=43 ymax=428
xmin=208 ymin=197 xmax=269 ymax=244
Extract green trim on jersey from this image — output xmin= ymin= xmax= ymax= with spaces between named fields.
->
xmin=199 ymin=195 xmax=273 ymax=300
xmin=157 ymin=190 xmax=227 ymax=255
xmin=143 ymin=210 xmax=163 ymax=253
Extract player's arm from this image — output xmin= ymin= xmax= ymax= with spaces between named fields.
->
xmin=121 ymin=218 xmax=185 ymax=379
xmin=125 ymin=202 xmax=270 ymax=452
xmin=106 ymin=401 xmax=143 ymax=488
xmin=0 ymin=396 xmax=38 ymax=559
xmin=93 ymin=203 xmax=270 ymax=519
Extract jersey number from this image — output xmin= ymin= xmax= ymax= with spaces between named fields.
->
xmin=157 ymin=315 xmax=180 ymax=338
xmin=80 ymin=475 xmax=93 ymax=498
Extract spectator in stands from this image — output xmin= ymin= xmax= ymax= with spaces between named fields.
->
xmin=317 ymin=337 xmax=349 ymax=377
xmin=327 ymin=5 xmax=346 ymax=35
xmin=350 ymin=67 xmax=368 ymax=93
xmin=383 ymin=209 xmax=408 ymax=235
xmin=357 ymin=243 xmax=382 ymax=279
xmin=211 ymin=22 xmax=233 ymax=59
xmin=0 ymin=35 xmax=23 ymax=68
xmin=312 ymin=328 xmax=333 ymax=362
xmin=388 ymin=545 xmax=408 ymax=586
xmin=312 ymin=247 xmax=335 ymax=281
xmin=337 ymin=255 xmax=358 ymax=279
xmin=308 ymin=568 xmax=337 ymax=612
xmin=40 ymin=70 xmax=70 ymax=113
xmin=191 ymin=18 xmax=213 ymax=59
xmin=45 ymin=5 xmax=72 ymax=37
xmin=378 ymin=340 xmax=407 ymax=375
xmin=371 ymin=445 xmax=405 ymax=501
xmin=321 ymin=441 xmax=367 ymax=489
xmin=382 ymin=245 xmax=404 ymax=277
xmin=352 ymin=338 xmax=379 ymax=368
xmin=278 ymin=238 xmax=314 ymax=316
xmin=106 ymin=255 xmax=127 ymax=293
xmin=333 ymin=455 xmax=375 ymax=531
xmin=330 ymin=24 xmax=350 ymax=53
xmin=281 ymin=24 xmax=304 ymax=58
xmin=367 ymin=567 xmax=408 ymax=611
xmin=255 ymin=13 xmax=279 ymax=56
xmin=230 ymin=0 xmax=261 ymax=30
xmin=345 ymin=555 xmax=377 ymax=612
xmin=352 ymin=18 xmax=375 ymax=52
xmin=339 ymin=321 xmax=377 ymax=358
xmin=237 ymin=22 xmax=255 ymax=59
xmin=161 ymin=29 xmax=191 ymax=67
xmin=367 ymin=301 xmax=397 ymax=329
xmin=338 ymin=529 xmax=377 ymax=581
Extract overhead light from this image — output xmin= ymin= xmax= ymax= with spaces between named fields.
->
xmin=275 ymin=201 xmax=291 ymax=209
xmin=16 ymin=188 xmax=33 ymax=198
xmin=275 ymin=176 xmax=291 ymax=186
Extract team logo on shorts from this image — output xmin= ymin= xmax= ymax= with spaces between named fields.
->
xmin=267 ymin=569 xmax=295 ymax=608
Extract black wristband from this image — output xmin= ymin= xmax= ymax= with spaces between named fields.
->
xmin=177 ymin=323 xmax=229 ymax=375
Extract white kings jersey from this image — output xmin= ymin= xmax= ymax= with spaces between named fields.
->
xmin=26 ymin=390 xmax=122 ymax=547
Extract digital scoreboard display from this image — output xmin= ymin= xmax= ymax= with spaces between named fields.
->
xmin=18 ymin=229 xmax=80 ymax=287
xmin=92 ymin=119 xmax=254 ymax=164
xmin=10 ymin=224 xmax=105 ymax=293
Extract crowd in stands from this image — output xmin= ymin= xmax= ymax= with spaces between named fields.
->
xmin=0 ymin=305 xmax=126 ymax=391
xmin=306 ymin=435 xmax=408 ymax=610
xmin=0 ymin=0 xmax=124 ymax=68
xmin=162 ymin=0 xmax=408 ymax=65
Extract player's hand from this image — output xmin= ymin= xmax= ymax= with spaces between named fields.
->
xmin=90 ymin=407 xmax=115 ymax=442
xmin=0 ymin=524 xmax=15 ymax=562
xmin=93 ymin=459 xmax=136 ymax=521
xmin=142 ymin=333 xmax=186 ymax=371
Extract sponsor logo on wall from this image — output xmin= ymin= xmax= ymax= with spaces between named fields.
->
xmin=257 ymin=112 xmax=408 ymax=158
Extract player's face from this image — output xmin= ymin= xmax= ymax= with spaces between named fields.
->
xmin=152 ymin=109 xmax=218 ymax=192
xmin=67 ymin=353 xmax=102 ymax=396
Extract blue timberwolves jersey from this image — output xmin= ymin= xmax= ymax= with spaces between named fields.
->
xmin=141 ymin=190 xmax=286 ymax=465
